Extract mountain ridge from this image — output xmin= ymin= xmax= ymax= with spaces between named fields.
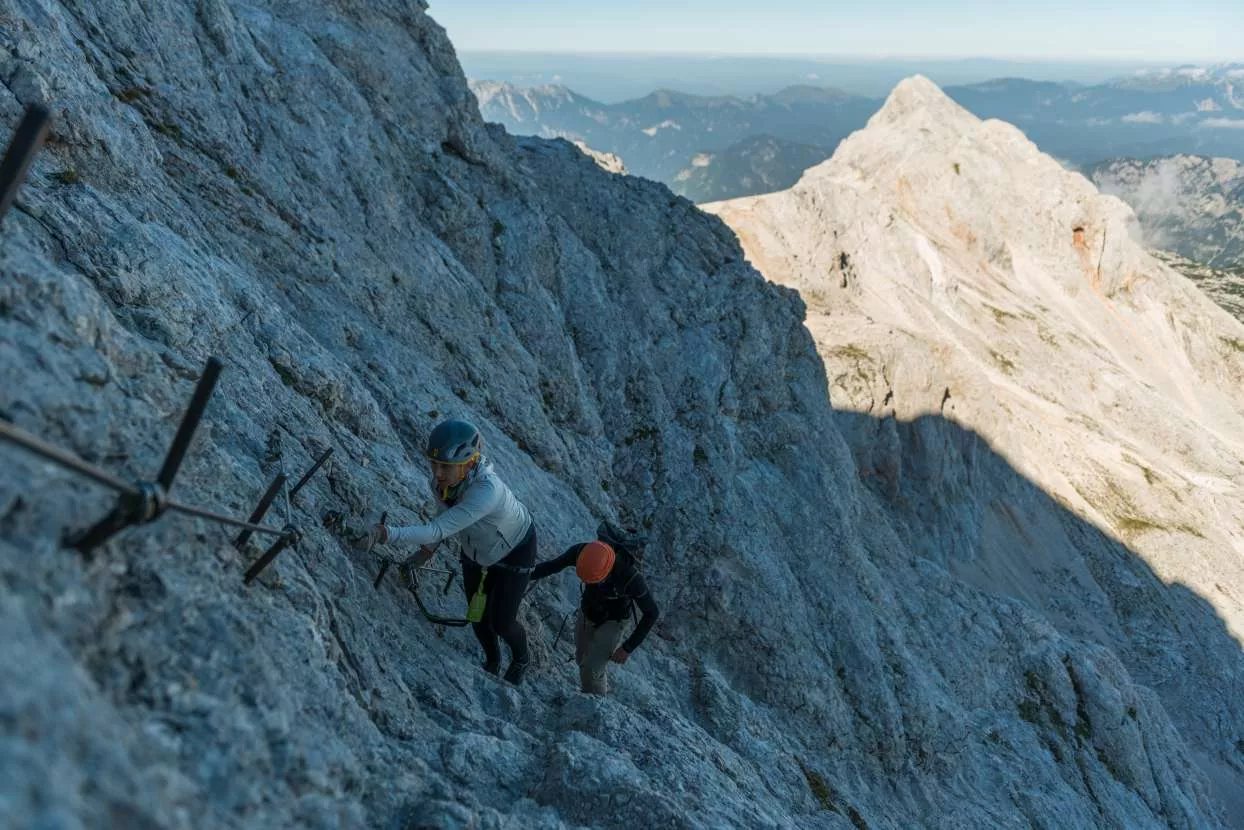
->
xmin=473 ymin=69 xmax=1244 ymax=203
xmin=705 ymin=74 xmax=1244 ymax=825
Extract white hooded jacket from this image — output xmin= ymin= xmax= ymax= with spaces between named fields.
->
xmin=386 ymin=463 xmax=532 ymax=567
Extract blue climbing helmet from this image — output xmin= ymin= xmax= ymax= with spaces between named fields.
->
xmin=426 ymin=419 xmax=483 ymax=503
xmin=426 ymin=419 xmax=483 ymax=465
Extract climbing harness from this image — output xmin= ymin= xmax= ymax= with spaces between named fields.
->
xmin=487 ymin=559 xmax=534 ymax=575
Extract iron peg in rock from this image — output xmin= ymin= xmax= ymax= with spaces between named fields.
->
xmin=234 ymin=473 xmax=288 ymax=551
xmin=0 ymin=356 xmax=286 ymax=555
xmin=243 ymin=524 xmax=302 ymax=585
xmin=0 ymin=104 xmax=51 ymax=228
xmin=371 ymin=511 xmax=390 ymax=589
xmin=70 ymin=358 xmax=224 ymax=554
xmin=289 ymin=448 xmax=333 ymax=502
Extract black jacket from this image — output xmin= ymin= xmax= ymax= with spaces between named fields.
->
xmin=531 ymin=543 xmax=660 ymax=653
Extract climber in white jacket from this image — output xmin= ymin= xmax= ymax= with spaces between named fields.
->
xmin=364 ymin=419 xmax=536 ymax=685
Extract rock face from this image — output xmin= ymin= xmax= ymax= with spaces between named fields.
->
xmin=706 ymin=74 xmax=1244 ymax=828
xmin=571 ymin=140 xmax=628 ymax=175
xmin=0 ymin=9 xmax=1241 ymax=830
xmin=1090 ymin=155 xmax=1244 ymax=270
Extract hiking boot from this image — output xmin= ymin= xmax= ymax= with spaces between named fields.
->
xmin=503 ymin=658 xmax=529 ymax=686
xmin=482 ymin=658 xmax=501 ymax=676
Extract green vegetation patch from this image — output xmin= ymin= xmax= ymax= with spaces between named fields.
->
xmin=830 ymin=343 xmax=871 ymax=361
xmin=797 ymin=760 xmax=839 ymax=813
xmin=989 ymin=349 xmax=1017 ymax=374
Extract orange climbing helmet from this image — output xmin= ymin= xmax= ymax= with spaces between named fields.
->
xmin=576 ymin=541 xmax=616 ymax=584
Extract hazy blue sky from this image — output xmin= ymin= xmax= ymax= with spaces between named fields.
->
xmin=431 ymin=1 xmax=1243 ymax=62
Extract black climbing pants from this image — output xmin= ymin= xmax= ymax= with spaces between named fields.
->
xmin=460 ymin=523 xmax=536 ymax=668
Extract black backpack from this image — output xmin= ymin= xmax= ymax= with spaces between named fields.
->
xmin=592 ymin=520 xmax=649 ymax=622
xmin=597 ymin=520 xmax=648 ymax=573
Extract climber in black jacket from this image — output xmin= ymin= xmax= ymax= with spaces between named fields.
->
xmin=530 ymin=521 xmax=659 ymax=695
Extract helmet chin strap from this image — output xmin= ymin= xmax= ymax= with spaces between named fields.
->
xmin=440 ymin=456 xmax=480 ymax=503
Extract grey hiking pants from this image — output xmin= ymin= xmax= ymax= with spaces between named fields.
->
xmin=575 ymin=611 xmax=626 ymax=695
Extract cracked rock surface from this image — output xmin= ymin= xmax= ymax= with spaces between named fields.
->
xmin=0 ymin=7 xmax=1241 ymax=830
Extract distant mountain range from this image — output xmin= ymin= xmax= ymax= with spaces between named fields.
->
xmin=944 ymin=67 xmax=1244 ymax=166
xmin=671 ymin=135 xmax=831 ymax=203
xmin=458 ymin=52 xmax=1181 ymax=101
xmin=470 ymin=80 xmax=871 ymax=188
xmin=471 ymin=65 xmax=1244 ymax=202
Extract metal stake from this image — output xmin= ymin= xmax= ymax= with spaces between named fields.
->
xmin=0 ymin=104 xmax=51 ymax=227
xmin=234 ymin=473 xmax=287 ymax=550
xmin=244 ymin=525 xmax=301 ymax=585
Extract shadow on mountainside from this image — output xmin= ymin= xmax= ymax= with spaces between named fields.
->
xmin=827 ymin=408 xmax=1244 ymax=826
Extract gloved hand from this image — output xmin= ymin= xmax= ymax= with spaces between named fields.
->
xmin=396 ymin=547 xmax=437 ymax=580
xmin=352 ymin=523 xmax=390 ymax=551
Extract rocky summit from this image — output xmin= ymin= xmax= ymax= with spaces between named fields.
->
xmin=706 ymin=74 xmax=1244 ymax=828
xmin=1 ymin=6 xmax=1243 ymax=830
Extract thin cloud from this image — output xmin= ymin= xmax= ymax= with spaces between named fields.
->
xmin=1122 ymin=111 xmax=1164 ymax=124
xmin=1093 ymin=159 xmax=1187 ymax=249
xmin=1200 ymin=117 xmax=1244 ymax=129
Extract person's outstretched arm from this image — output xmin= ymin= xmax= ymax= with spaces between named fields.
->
xmin=531 ymin=544 xmax=585 ymax=581
xmin=383 ymin=477 xmax=503 ymax=553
